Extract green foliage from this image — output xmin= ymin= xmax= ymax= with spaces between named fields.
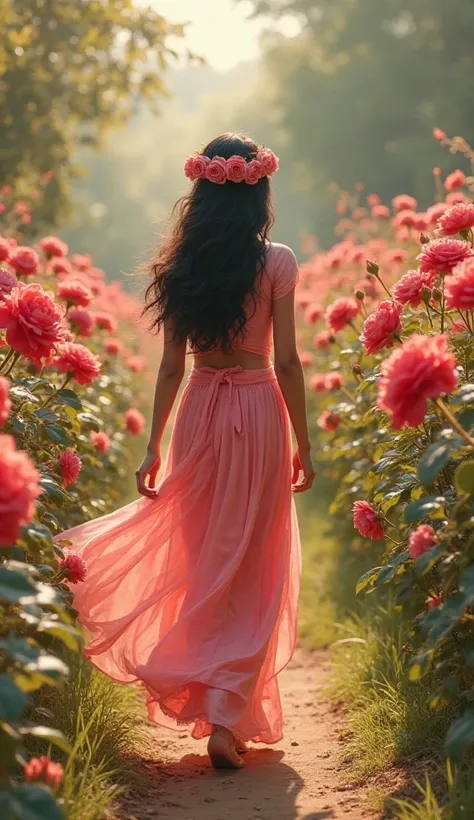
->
xmin=0 ymin=0 xmax=186 ymax=227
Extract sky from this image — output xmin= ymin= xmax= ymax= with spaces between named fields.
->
xmin=152 ymin=0 xmax=301 ymax=71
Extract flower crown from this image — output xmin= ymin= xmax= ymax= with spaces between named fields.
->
xmin=184 ymin=148 xmax=279 ymax=186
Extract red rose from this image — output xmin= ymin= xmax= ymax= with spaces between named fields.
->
xmin=90 ymin=430 xmax=110 ymax=452
xmin=40 ymin=235 xmax=69 ymax=258
xmin=325 ymin=297 xmax=359 ymax=332
xmin=317 ymin=411 xmax=340 ymax=431
xmin=409 ymin=525 xmax=437 ymax=561
xmin=9 ymin=246 xmax=40 ymax=276
xmin=417 ymin=238 xmax=474 ymax=275
xmin=444 ymin=170 xmax=466 ymax=192
xmin=125 ymin=407 xmax=145 ymax=436
xmin=0 ymin=434 xmax=42 ymax=545
xmin=58 ymin=278 xmax=94 ymax=307
xmin=68 ymin=306 xmax=95 ymax=337
xmin=352 ymin=500 xmax=385 ymax=540
xmin=0 ymin=268 xmax=18 ymax=298
xmin=58 ymin=450 xmax=82 ymax=486
xmin=49 ymin=257 xmax=73 ymax=276
xmin=325 ymin=372 xmax=342 ymax=390
xmin=105 ymin=337 xmax=124 ymax=355
xmin=436 ymin=202 xmax=474 ymax=236
xmin=0 ymin=238 xmax=11 ymax=263
xmin=59 ymin=549 xmax=87 ymax=584
xmin=25 ymin=756 xmax=64 ymax=789
xmin=55 ymin=341 xmax=101 ymax=385
xmin=93 ymin=311 xmax=118 ymax=334
xmin=392 ymin=269 xmax=429 ymax=307
xmin=0 ymin=283 xmax=65 ymax=363
xmin=304 ymin=303 xmax=323 ymax=324
xmin=0 ymin=377 xmax=11 ymax=427
xmin=314 ymin=330 xmax=333 ymax=349
xmin=360 ymin=300 xmax=402 ymax=355
xmin=445 ymin=258 xmax=474 ymax=311
xmin=310 ymin=374 xmax=328 ymax=392
xmin=126 ymin=354 xmax=145 ymax=372
xmin=392 ymin=194 xmax=417 ymax=213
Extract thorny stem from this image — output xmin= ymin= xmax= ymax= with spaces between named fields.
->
xmin=440 ymin=278 xmax=446 ymax=334
xmin=39 ymin=374 xmax=72 ymax=410
xmin=0 ymin=348 xmax=15 ymax=374
xmin=4 ymin=352 xmax=21 ymax=377
xmin=425 ymin=304 xmax=434 ymax=330
xmin=434 ymin=397 xmax=474 ymax=448
xmin=374 ymin=271 xmax=393 ymax=299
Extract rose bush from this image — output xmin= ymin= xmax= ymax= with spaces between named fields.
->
xmin=0 ymin=204 xmax=155 ymax=817
xmin=299 ymin=130 xmax=474 ymax=761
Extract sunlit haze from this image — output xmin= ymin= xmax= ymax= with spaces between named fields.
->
xmin=152 ymin=0 xmax=301 ymax=71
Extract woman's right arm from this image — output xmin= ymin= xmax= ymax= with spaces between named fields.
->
xmin=273 ymin=290 xmax=315 ymax=493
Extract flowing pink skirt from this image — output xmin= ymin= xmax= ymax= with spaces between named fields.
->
xmin=60 ymin=366 xmax=301 ymax=743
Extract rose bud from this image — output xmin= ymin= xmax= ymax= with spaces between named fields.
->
xmin=421 ymin=286 xmax=432 ymax=304
xmin=355 ymin=289 xmax=365 ymax=301
xmin=432 ymin=287 xmax=443 ymax=303
xmin=420 ymin=233 xmax=431 ymax=245
xmin=352 ymin=363 xmax=362 ymax=376
xmin=366 ymin=260 xmax=380 ymax=276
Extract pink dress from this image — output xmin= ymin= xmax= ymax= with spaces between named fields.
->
xmin=60 ymin=243 xmax=301 ymax=744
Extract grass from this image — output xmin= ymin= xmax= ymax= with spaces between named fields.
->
xmin=390 ymin=761 xmax=474 ymax=819
xmin=31 ymin=649 xmax=146 ymax=819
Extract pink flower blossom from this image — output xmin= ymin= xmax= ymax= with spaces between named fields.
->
xmin=0 ymin=238 xmax=11 ymax=263
xmin=59 ymin=549 xmax=87 ymax=584
xmin=377 ymin=334 xmax=458 ymax=429
xmin=325 ymin=297 xmax=359 ymax=332
xmin=93 ymin=311 xmax=118 ymax=334
xmin=392 ymin=269 xmax=428 ymax=307
xmin=325 ymin=372 xmax=342 ymax=390
xmin=70 ymin=253 xmax=92 ymax=271
xmin=58 ymin=450 xmax=82 ymax=486
xmin=427 ymin=593 xmax=442 ymax=609
xmin=0 ymin=377 xmax=11 ymax=427
xmin=0 ymin=268 xmax=18 ymax=298
xmin=49 ymin=257 xmax=72 ymax=276
xmin=9 ymin=246 xmax=40 ymax=276
xmin=310 ymin=374 xmax=328 ymax=392
xmin=125 ymin=407 xmax=145 ymax=436
xmin=55 ymin=342 xmax=101 ymax=385
xmin=90 ymin=430 xmax=110 ymax=452
xmin=25 ymin=756 xmax=64 ymax=789
xmin=305 ymin=303 xmax=323 ymax=324
xmin=367 ymin=194 xmax=380 ymax=207
xmin=206 ymin=157 xmax=227 ymax=185
xmin=126 ymin=354 xmax=145 ymax=372
xmin=352 ymin=500 xmax=385 ymax=540
xmin=68 ymin=306 xmax=95 ymax=337
xmin=393 ymin=209 xmax=417 ymax=228
xmin=256 ymin=149 xmax=279 ymax=175
xmin=427 ymin=202 xmax=449 ymax=224
xmin=444 ymin=169 xmax=466 ymax=192
xmin=314 ymin=329 xmax=333 ymax=349
xmin=436 ymin=202 xmax=474 ymax=236
xmin=392 ymin=194 xmax=417 ymax=212
xmin=40 ymin=235 xmax=69 ymax=258
xmin=225 ymin=155 xmax=247 ymax=183
xmin=299 ymin=350 xmax=313 ymax=367
xmin=446 ymin=192 xmax=466 ymax=206
xmin=372 ymin=205 xmax=390 ymax=218
xmin=105 ymin=338 xmax=124 ymax=355
xmin=58 ymin=278 xmax=93 ymax=307
xmin=318 ymin=410 xmax=340 ymax=431
xmin=418 ymin=238 xmax=474 ymax=275
xmin=245 ymin=159 xmax=264 ymax=185
xmin=0 ymin=434 xmax=41 ymax=545
xmin=0 ymin=283 xmax=65 ymax=364
xmin=384 ymin=248 xmax=408 ymax=266
xmin=445 ymin=258 xmax=474 ymax=311
xmin=360 ymin=300 xmax=402 ymax=355
xmin=433 ymin=127 xmax=446 ymax=141
xmin=409 ymin=525 xmax=437 ymax=561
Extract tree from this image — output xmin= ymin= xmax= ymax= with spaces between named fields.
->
xmin=0 ymin=0 xmax=188 ymax=226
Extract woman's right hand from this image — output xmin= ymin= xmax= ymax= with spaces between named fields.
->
xmin=135 ymin=450 xmax=161 ymax=499
xmin=292 ymin=448 xmax=315 ymax=493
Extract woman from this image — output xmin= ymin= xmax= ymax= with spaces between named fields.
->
xmin=60 ymin=133 xmax=314 ymax=770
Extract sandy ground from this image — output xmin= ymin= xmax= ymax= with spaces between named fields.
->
xmin=113 ymin=649 xmax=376 ymax=820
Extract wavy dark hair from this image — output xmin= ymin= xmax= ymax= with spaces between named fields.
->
xmin=143 ymin=133 xmax=275 ymax=352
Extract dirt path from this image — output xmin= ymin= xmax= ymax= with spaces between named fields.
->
xmin=114 ymin=649 xmax=373 ymax=820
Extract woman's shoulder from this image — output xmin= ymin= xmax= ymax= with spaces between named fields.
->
xmin=265 ymin=242 xmax=299 ymax=299
xmin=266 ymin=242 xmax=298 ymax=268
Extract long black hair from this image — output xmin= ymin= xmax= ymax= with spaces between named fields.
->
xmin=144 ymin=133 xmax=275 ymax=352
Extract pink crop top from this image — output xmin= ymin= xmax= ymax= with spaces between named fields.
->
xmin=191 ymin=243 xmax=299 ymax=358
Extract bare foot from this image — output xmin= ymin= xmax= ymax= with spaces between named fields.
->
xmin=207 ymin=726 xmax=245 ymax=769
xmin=235 ymin=738 xmax=249 ymax=753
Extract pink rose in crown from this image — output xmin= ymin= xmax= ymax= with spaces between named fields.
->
xmin=360 ymin=300 xmax=403 ymax=355
xmin=0 ymin=283 xmax=65 ymax=363
xmin=226 ymin=155 xmax=248 ymax=183
xmin=352 ymin=500 xmax=385 ymax=540
xmin=191 ymin=155 xmax=210 ymax=179
xmin=206 ymin=157 xmax=227 ymax=185
xmin=377 ymin=334 xmax=458 ymax=429
xmin=0 ymin=434 xmax=42 ymax=545
xmin=184 ymin=155 xmax=195 ymax=180
xmin=257 ymin=149 xmax=279 ymax=175
xmin=245 ymin=159 xmax=263 ymax=185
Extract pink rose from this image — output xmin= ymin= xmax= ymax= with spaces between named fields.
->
xmin=93 ymin=311 xmax=118 ymax=334
xmin=352 ymin=500 xmax=385 ymax=540
xmin=58 ymin=450 xmax=82 ymax=486
xmin=90 ymin=430 xmax=110 ymax=452
xmin=445 ymin=170 xmax=466 ymax=192
xmin=298 ymin=350 xmax=313 ymax=367
xmin=304 ymin=303 xmax=323 ymax=324
xmin=191 ymin=155 xmax=211 ymax=180
xmin=226 ymin=155 xmax=248 ymax=183
xmin=0 ymin=377 xmax=11 ymax=427
xmin=58 ymin=549 xmax=87 ymax=584
xmin=446 ymin=192 xmax=467 ymax=206
xmin=0 ymin=283 xmax=65 ymax=364
xmin=417 ymin=238 xmax=474 ymax=275
xmin=392 ymin=209 xmax=417 ymax=228
xmin=256 ymin=149 xmax=279 ymax=175
xmin=58 ymin=278 xmax=94 ymax=307
xmin=314 ymin=330 xmax=333 ymax=349
xmin=0 ymin=238 xmax=11 ymax=263
xmin=384 ymin=248 xmax=408 ymax=267
xmin=436 ymin=203 xmax=474 ymax=237
xmin=126 ymin=354 xmax=145 ymax=372
xmin=310 ymin=373 xmax=327 ymax=392
xmin=317 ymin=410 xmax=340 ymax=431
xmin=445 ymin=258 xmax=474 ymax=311
xmin=68 ymin=306 xmax=95 ymax=337
xmin=360 ymin=300 xmax=402 ymax=355
xmin=433 ymin=128 xmax=446 ymax=141
xmin=392 ymin=269 xmax=428 ymax=307
xmin=55 ymin=341 xmax=101 ymax=385
xmin=408 ymin=525 xmax=437 ymax=561
xmin=49 ymin=257 xmax=72 ymax=276
xmin=70 ymin=253 xmax=92 ymax=271
xmin=0 ymin=434 xmax=42 ymax=545
xmin=105 ymin=337 xmax=124 ymax=355
xmin=0 ymin=268 xmax=18 ymax=298
xmin=325 ymin=297 xmax=359 ymax=332
xmin=9 ymin=246 xmax=40 ymax=276
xmin=245 ymin=159 xmax=264 ymax=185
xmin=427 ymin=202 xmax=449 ymax=224
xmin=184 ymin=155 xmax=195 ymax=180
xmin=377 ymin=334 xmax=458 ymax=429
xmin=40 ymin=235 xmax=69 ymax=258
xmin=392 ymin=194 xmax=417 ymax=212
xmin=427 ymin=593 xmax=442 ymax=609
xmin=125 ymin=407 xmax=145 ymax=436
xmin=372 ymin=205 xmax=390 ymax=218
xmin=25 ymin=756 xmax=64 ymax=789
xmin=205 ymin=156 xmax=227 ymax=185
xmin=325 ymin=372 xmax=342 ymax=390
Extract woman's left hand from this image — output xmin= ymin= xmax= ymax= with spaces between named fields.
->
xmin=135 ymin=450 xmax=161 ymax=498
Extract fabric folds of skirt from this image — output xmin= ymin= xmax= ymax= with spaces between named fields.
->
xmin=58 ymin=366 xmax=301 ymax=743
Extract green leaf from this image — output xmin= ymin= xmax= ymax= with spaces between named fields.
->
xmin=44 ymin=424 xmax=72 ymax=446
xmin=0 ymin=632 xmax=40 ymax=665
xmin=19 ymin=725 xmax=72 ymax=755
xmin=57 ymin=388 xmax=82 ymax=410
xmin=404 ymin=496 xmax=446 ymax=524
xmin=408 ymin=650 xmax=434 ymax=682
xmin=0 ymin=675 xmax=27 ymax=720
xmin=417 ymin=439 xmax=463 ymax=485
xmin=445 ymin=710 xmax=474 ymax=759
xmin=9 ymin=385 xmax=40 ymax=404
xmin=356 ymin=566 xmax=385 ymax=595
xmin=457 ymin=384 xmax=474 ymax=405
xmin=458 ymin=408 xmax=474 ymax=431
xmin=414 ymin=543 xmax=445 ymax=576
xmin=77 ymin=412 xmax=102 ymax=431
xmin=35 ymin=408 xmax=59 ymax=423
xmin=10 ymin=784 xmax=65 ymax=820
xmin=39 ymin=477 xmax=67 ymax=508
xmin=0 ymin=567 xmax=37 ymax=603
xmin=454 ymin=460 xmax=474 ymax=496
xmin=37 ymin=621 xmax=81 ymax=651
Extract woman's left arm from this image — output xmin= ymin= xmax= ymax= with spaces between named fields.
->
xmin=136 ymin=320 xmax=186 ymax=498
